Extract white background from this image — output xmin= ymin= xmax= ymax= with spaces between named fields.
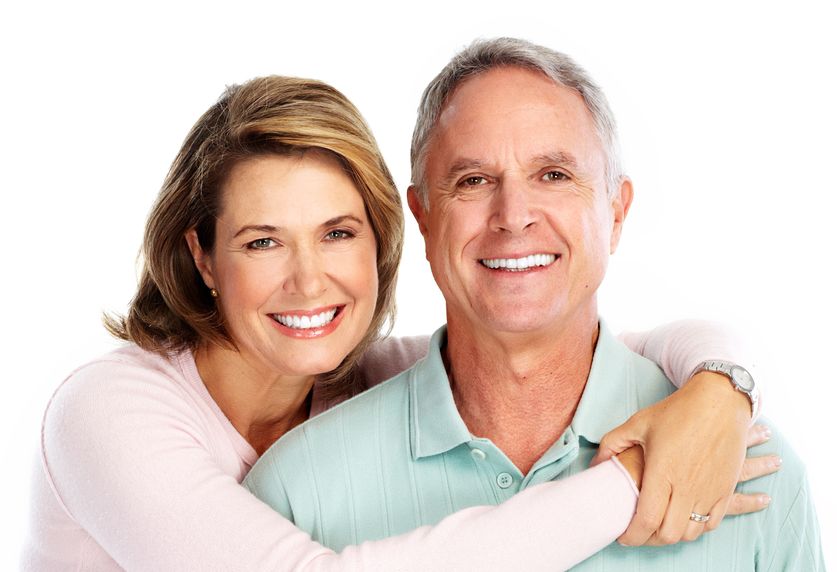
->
xmin=2 ymin=0 xmax=834 ymax=566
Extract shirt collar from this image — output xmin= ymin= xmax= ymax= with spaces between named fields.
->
xmin=408 ymin=322 xmax=637 ymax=459
xmin=409 ymin=326 xmax=473 ymax=460
xmin=570 ymin=321 xmax=635 ymax=445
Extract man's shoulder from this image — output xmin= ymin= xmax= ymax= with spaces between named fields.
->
xmin=606 ymin=333 xmax=677 ymax=404
xmin=704 ymin=418 xmax=821 ymax=569
xmin=250 ymin=365 xmax=415 ymax=479
xmin=739 ymin=417 xmax=813 ymax=518
xmin=573 ymin=417 xmax=822 ymax=571
xmin=310 ymin=364 xmax=414 ymax=433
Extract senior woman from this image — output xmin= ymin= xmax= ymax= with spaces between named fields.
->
xmin=23 ymin=76 xmax=774 ymax=570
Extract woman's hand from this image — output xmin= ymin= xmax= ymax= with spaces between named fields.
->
xmin=593 ymin=372 xmax=779 ymax=545
xmin=615 ymin=445 xmax=645 ymax=488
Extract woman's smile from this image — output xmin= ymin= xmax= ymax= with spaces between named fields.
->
xmin=269 ymin=304 xmax=345 ymax=338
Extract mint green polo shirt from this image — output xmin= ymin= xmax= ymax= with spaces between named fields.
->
xmin=245 ymin=324 xmax=823 ymax=570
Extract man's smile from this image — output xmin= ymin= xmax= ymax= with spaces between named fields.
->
xmin=479 ymin=253 xmax=558 ymax=272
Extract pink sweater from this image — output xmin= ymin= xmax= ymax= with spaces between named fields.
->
xmin=22 ymin=321 xmax=747 ymax=571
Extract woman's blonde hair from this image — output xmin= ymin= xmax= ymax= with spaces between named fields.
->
xmin=106 ymin=76 xmax=404 ymax=398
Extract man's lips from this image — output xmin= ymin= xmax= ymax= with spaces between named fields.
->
xmin=479 ymin=253 xmax=559 ymax=272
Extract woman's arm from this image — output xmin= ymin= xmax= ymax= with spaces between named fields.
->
xmin=28 ymin=357 xmax=639 ymax=571
xmin=618 ymin=319 xmax=755 ymax=396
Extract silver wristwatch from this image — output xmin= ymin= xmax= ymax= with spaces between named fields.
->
xmin=695 ymin=360 xmax=759 ymax=420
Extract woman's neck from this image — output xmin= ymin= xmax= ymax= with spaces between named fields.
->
xmin=193 ymin=343 xmax=316 ymax=456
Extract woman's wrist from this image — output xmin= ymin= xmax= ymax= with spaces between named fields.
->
xmin=615 ymin=446 xmax=644 ymax=489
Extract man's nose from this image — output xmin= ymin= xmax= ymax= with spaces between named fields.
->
xmin=489 ymin=179 xmax=538 ymax=234
xmin=284 ymin=250 xmax=327 ymax=298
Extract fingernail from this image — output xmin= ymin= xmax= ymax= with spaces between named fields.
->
xmin=772 ymin=457 xmax=783 ymax=468
xmin=762 ymin=427 xmax=772 ymax=439
xmin=760 ymin=495 xmax=772 ymax=505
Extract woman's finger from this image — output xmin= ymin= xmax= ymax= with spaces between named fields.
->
xmin=739 ymin=455 xmax=782 ymax=482
xmin=726 ymin=492 xmax=772 ymax=516
xmin=745 ymin=424 xmax=772 ymax=448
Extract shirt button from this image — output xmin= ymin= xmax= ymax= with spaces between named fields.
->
xmin=496 ymin=472 xmax=514 ymax=489
xmin=471 ymin=448 xmax=487 ymax=461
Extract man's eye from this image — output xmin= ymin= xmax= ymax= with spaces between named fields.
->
xmin=461 ymin=176 xmax=488 ymax=187
xmin=247 ymin=238 xmax=276 ymax=250
xmin=325 ymin=229 xmax=354 ymax=241
xmin=543 ymin=171 xmax=569 ymax=182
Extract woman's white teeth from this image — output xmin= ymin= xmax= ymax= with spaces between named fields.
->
xmin=480 ymin=254 xmax=557 ymax=271
xmin=274 ymin=308 xmax=338 ymax=329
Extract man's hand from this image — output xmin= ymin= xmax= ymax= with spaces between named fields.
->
xmin=591 ymin=372 xmax=779 ymax=545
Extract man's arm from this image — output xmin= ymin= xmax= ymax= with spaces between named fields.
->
xmin=765 ymin=478 xmax=824 ymax=571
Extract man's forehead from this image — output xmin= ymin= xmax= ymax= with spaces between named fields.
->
xmin=438 ymin=66 xmax=587 ymax=122
xmin=427 ymin=68 xmax=603 ymax=174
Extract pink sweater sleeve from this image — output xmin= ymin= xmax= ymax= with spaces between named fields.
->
xmin=31 ymin=356 xmax=637 ymax=571
xmin=618 ymin=319 xmax=755 ymax=389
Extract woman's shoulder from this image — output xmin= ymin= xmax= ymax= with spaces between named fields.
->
xmin=53 ymin=344 xmax=190 ymax=399
xmin=42 ymin=344 xmax=201 ymax=438
xmin=359 ymin=334 xmax=431 ymax=388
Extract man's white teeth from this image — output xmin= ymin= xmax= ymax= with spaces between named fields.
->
xmin=274 ymin=308 xmax=338 ymax=329
xmin=480 ymin=254 xmax=557 ymax=271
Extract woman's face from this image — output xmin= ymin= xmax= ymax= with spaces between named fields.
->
xmin=189 ymin=151 xmax=378 ymax=378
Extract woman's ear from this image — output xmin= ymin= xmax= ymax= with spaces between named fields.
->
xmin=185 ymin=229 xmax=216 ymax=289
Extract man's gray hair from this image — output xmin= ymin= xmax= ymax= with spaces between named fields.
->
xmin=410 ymin=37 xmax=623 ymax=207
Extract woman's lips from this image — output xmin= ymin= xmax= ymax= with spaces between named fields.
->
xmin=269 ymin=305 xmax=345 ymax=338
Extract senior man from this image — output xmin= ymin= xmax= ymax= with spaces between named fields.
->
xmin=246 ymin=39 xmax=823 ymax=569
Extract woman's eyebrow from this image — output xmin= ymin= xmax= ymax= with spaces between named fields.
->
xmin=232 ymin=216 xmax=364 ymax=239
xmin=233 ymin=224 xmax=280 ymax=238
xmin=320 ymin=215 xmax=365 ymax=229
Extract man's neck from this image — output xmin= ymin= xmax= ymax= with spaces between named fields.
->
xmin=445 ymin=312 xmax=599 ymax=475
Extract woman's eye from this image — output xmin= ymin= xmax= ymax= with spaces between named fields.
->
xmin=247 ymin=238 xmax=276 ymax=250
xmin=543 ymin=171 xmax=569 ymax=182
xmin=325 ymin=229 xmax=354 ymax=241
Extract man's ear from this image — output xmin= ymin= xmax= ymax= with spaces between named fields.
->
xmin=184 ymin=229 xmax=216 ymax=289
xmin=407 ymin=185 xmax=429 ymax=239
xmin=609 ymin=177 xmax=634 ymax=254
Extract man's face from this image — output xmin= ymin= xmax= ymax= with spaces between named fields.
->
xmin=409 ymin=66 xmax=632 ymax=340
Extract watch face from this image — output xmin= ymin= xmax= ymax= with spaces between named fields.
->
xmin=731 ymin=367 xmax=755 ymax=392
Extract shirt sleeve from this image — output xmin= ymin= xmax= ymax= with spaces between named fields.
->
xmin=763 ymin=477 xmax=825 ymax=571
xmin=618 ymin=319 xmax=754 ymax=388
xmin=39 ymin=359 xmax=637 ymax=571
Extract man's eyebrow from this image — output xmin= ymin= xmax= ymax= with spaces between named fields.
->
xmin=439 ymin=159 xmax=485 ymax=187
xmin=531 ymin=152 xmax=579 ymax=168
